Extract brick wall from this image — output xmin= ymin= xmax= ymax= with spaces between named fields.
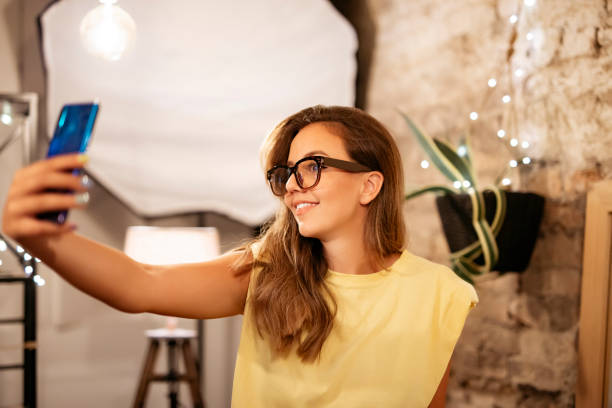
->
xmin=365 ymin=0 xmax=612 ymax=405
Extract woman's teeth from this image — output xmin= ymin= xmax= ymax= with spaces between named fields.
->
xmin=296 ymin=203 xmax=317 ymax=210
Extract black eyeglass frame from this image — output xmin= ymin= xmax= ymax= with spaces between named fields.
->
xmin=266 ymin=155 xmax=373 ymax=196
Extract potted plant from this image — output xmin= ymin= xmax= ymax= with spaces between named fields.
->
xmin=401 ymin=112 xmax=545 ymax=284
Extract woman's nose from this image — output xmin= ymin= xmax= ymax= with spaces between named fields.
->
xmin=285 ymin=171 xmax=302 ymax=194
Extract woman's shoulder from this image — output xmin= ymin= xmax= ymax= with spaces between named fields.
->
xmin=397 ymin=250 xmax=479 ymax=307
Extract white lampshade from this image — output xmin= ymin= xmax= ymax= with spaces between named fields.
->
xmin=124 ymin=226 xmax=220 ymax=265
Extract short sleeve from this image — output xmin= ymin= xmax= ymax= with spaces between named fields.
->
xmin=440 ymin=277 xmax=478 ymax=356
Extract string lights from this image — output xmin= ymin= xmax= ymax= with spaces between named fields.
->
xmin=0 ymin=237 xmax=45 ymax=286
xmin=418 ymin=0 xmax=538 ymax=190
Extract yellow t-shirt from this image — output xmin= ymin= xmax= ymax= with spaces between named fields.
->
xmin=231 ymin=249 xmax=478 ymax=407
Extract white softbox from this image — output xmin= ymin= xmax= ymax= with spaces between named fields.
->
xmin=41 ymin=0 xmax=357 ymax=225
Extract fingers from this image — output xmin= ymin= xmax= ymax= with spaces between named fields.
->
xmin=18 ymin=153 xmax=88 ymax=179
xmin=6 ymin=192 xmax=88 ymax=217
xmin=8 ymin=172 xmax=90 ymax=198
xmin=2 ymin=154 xmax=90 ymax=240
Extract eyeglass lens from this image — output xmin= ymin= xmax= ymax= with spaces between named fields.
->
xmin=270 ymin=159 xmax=320 ymax=195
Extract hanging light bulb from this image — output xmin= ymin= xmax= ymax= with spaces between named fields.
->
xmin=80 ymin=0 xmax=137 ymax=61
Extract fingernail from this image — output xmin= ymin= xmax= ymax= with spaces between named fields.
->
xmin=77 ymin=154 xmax=89 ymax=164
xmin=75 ymin=192 xmax=90 ymax=205
xmin=80 ymin=174 xmax=91 ymax=188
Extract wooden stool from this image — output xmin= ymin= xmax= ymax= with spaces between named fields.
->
xmin=133 ymin=328 xmax=205 ymax=408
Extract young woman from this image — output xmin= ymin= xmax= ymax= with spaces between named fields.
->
xmin=1 ymin=105 xmax=477 ymax=407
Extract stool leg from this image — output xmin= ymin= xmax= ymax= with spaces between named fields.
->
xmin=133 ymin=339 xmax=160 ymax=408
xmin=182 ymin=340 xmax=205 ymax=408
xmin=167 ymin=339 xmax=179 ymax=408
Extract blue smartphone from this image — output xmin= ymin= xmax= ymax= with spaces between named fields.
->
xmin=37 ymin=102 xmax=99 ymax=224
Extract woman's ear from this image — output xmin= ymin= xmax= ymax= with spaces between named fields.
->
xmin=359 ymin=171 xmax=384 ymax=205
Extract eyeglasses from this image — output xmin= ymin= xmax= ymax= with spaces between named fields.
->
xmin=266 ymin=155 xmax=372 ymax=196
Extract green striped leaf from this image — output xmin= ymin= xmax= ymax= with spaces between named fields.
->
xmin=399 ymin=112 xmax=464 ymax=183
xmin=433 ymin=138 xmax=475 ymax=187
xmin=405 ymin=185 xmax=458 ymax=201
xmin=453 ymin=263 xmax=475 ymax=284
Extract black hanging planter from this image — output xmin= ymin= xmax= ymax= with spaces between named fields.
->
xmin=435 ymin=191 xmax=545 ymax=273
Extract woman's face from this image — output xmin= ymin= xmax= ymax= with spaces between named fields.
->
xmin=283 ymin=122 xmax=368 ymax=241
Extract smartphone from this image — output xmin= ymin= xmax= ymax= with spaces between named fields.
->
xmin=37 ymin=102 xmax=99 ymax=224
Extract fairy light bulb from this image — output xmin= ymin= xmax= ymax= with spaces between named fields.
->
xmin=420 ymin=160 xmax=430 ymax=169
xmin=470 ymin=112 xmax=479 ymax=120
xmin=502 ymin=95 xmax=511 ymax=104
xmin=510 ymin=138 xmax=519 ymax=147
xmin=526 ymin=32 xmax=535 ymax=41
xmin=497 ymin=129 xmax=506 ymax=138
xmin=509 ymin=160 xmax=518 ymax=168
xmin=80 ymin=0 xmax=137 ymax=61
xmin=453 ymin=181 xmax=462 ymax=189
xmin=1 ymin=102 xmax=12 ymax=125
xmin=462 ymin=180 xmax=471 ymax=188
xmin=16 ymin=245 xmax=24 ymax=253
xmin=488 ymin=78 xmax=497 ymax=87
xmin=23 ymin=253 xmax=32 ymax=261
xmin=33 ymin=275 xmax=46 ymax=286
xmin=502 ymin=178 xmax=512 ymax=186
xmin=24 ymin=265 xmax=33 ymax=275
xmin=509 ymin=14 xmax=518 ymax=24
xmin=514 ymin=68 xmax=525 ymax=78
xmin=522 ymin=157 xmax=532 ymax=164
xmin=524 ymin=0 xmax=536 ymax=7
xmin=0 ymin=240 xmax=6 ymax=251
xmin=521 ymin=141 xmax=530 ymax=148
xmin=0 ymin=113 xmax=11 ymax=125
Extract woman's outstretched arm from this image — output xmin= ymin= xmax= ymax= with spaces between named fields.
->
xmin=2 ymin=153 xmax=250 ymax=318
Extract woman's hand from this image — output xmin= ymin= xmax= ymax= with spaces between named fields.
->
xmin=1 ymin=153 xmax=90 ymax=241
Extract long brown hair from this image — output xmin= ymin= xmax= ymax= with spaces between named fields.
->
xmin=233 ymin=105 xmax=406 ymax=362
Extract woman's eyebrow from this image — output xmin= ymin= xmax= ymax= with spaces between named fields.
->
xmin=287 ymin=150 xmax=328 ymax=166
